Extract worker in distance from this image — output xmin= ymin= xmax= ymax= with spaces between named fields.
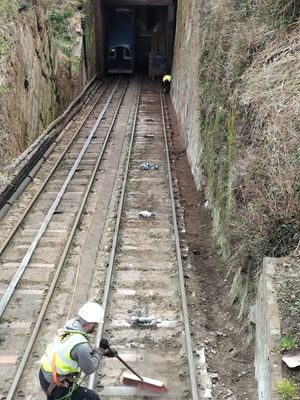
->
xmin=39 ymin=302 xmax=116 ymax=400
xmin=162 ymin=72 xmax=171 ymax=94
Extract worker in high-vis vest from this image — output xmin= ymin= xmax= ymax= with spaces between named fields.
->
xmin=39 ymin=302 xmax=116 ymax=400
xmin=162 ymin=74 xmax=171 ymax=93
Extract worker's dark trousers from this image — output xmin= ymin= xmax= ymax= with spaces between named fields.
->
xmin=162 ymin=81 xmax=170 ymax=93
xmin=39 ymin=369 xmax=100 ymax=400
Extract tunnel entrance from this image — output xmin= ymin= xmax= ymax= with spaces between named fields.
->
xmin=102 ymin=0 xmax=176 ymax=77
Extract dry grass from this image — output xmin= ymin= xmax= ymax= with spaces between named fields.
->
xmin=232 ymin=21 xmax=300 ymax=264
xmin=197 ymin=0 xmax=300 ymax=275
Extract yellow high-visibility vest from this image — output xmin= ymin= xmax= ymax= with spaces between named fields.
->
xmin=163 ymin=75 xmax=171 ymax=82
xmin=40 ymin=330 xmax=88 ymax=375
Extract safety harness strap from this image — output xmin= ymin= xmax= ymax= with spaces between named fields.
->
xmin=52 ymin=353 xmax=58 ymax=384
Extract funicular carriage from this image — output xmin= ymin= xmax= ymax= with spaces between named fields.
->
xmin=106 ymin=8 xmax=135 ymax=74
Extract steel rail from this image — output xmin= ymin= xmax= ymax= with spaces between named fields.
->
xmin=0 ymin=78 xmax=121 ymax=317
xmin=88 ymin=80 xmax=142 ymax=390
xmin=0 ymin=79 xmax=103 ymax=222
xmin=0 ymin=77 xmax=104 ymax=219
xmin=159 ymin=89 xmax=199 ymax=400
xmin=8 ymin=75 xmax=100 ymax=173
xmin=5 ymin=78 xmax=130 ymax=400
xmin=0 ymin=79 xmax=110 ymax=256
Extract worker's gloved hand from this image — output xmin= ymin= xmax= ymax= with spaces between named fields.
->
xmin=99 ymin=338 xmax=110 ymax=350
xmin=90 ymin=344 xmax=100 ymax=356
xmin=104 ymin=348 xmax=118 ymax=358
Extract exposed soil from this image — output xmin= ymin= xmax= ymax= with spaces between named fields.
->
xmin=167 ymin=97 xmax=257 ymax=399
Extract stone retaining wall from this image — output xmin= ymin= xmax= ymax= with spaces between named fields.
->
xmin=171 ymin=0 xmax=203 ymax=189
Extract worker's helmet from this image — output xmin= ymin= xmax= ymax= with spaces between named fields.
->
xmin=78 ymin=302 xmax=104 ymax=324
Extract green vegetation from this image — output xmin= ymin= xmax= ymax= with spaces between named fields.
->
xmin=0 ymin=1 xmax=15 ymax=102
xmin=261 ymin=0 xmax=300 ymax=28
xmin=266 ymin=219 xmax=300 ymax=258
xmin=50 ymin=9 xmax=74 ymax=56
xmin=48 ymin=2 xmax=81 ymax=71
xmin=0 ymin=36 xmax=8 ymax=64
xmin=238 ymin=0 xmax=251 ymax=17
xmin=69 ymin=55 xmax=80 ymax=73
xmin=0 ymin=0 xmax=15 ymax=64
xmin=276 ymin=379 xmax=297 ymax=400
xmin=198 ymin=10 xmax=241 ymax=260
xmin=280 ymin=335 xmax=296 ymax=351
xmin=238 ymin=0 xmax=300 ymax=27
xmin=294 ymin=298 xmax=300 ymax=310
xmin=0 ymin=85 xmax=5 ymax=95
xmin=0 ymin=0 xmax=16 ymax=17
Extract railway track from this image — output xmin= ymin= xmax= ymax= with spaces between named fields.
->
xmin=0 ymin=77 xmax=200 ymax=400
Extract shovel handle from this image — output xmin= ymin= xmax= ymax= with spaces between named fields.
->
xmin=113 ymin=351 xmax=144 ymax=381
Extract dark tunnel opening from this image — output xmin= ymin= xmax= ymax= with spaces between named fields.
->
xmin=102 ymin=1 xmax=177 ymax=77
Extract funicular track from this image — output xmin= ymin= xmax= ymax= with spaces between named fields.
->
xmin=0 ymin=76 xmax=134 ymax=398
xmin=90 ymin=81 xmax=199 ymax=400
xmin=0 ymin=77 xmax=199 ymax=400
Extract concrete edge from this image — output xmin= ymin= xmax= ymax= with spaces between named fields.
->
xmin=255 ymin=257 xmax=282 ymax=400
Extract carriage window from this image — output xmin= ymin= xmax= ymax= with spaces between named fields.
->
xmin=123 ymin=48 xmax=131 ymax=59
xmin=109 ymin=48 xmax=116 ymax=59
